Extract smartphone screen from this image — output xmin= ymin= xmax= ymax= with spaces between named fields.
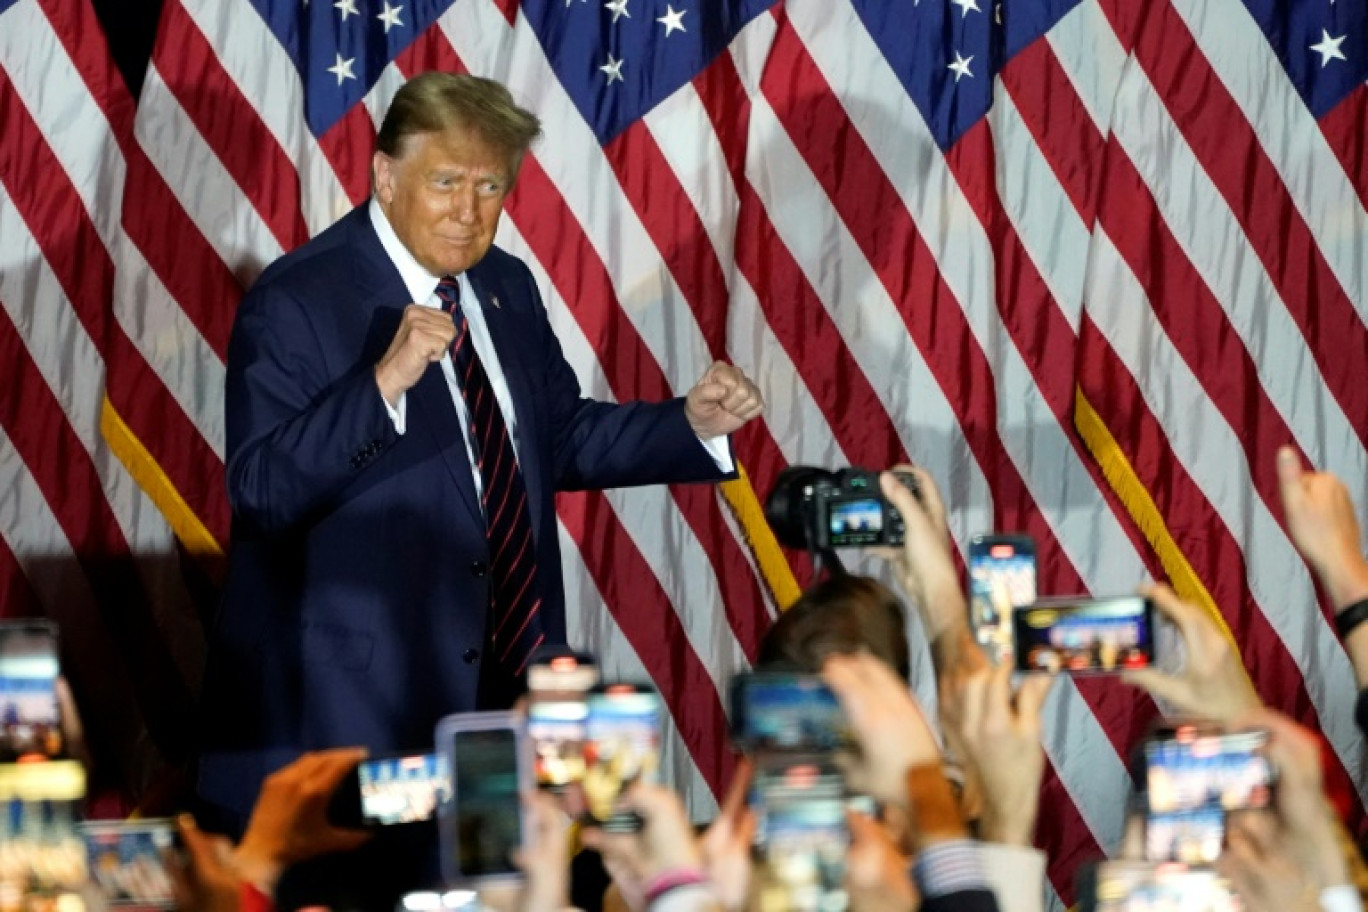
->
xmin=450 ymin=727 xmax=522 ymax=879
xmin=358 ymin=753 xmax=446 ymax=826
xmin=1013 ymin=596 xmax=1155 ymax=674
xmin=527 ymin=652 xmax=597 ymax=794
xmin=1144 ymin=727 xmax=1273 ymax=863
xmin=754 ymin=762 xmax=850 ymax=912
xmin=0 ymin=621 xmax=63 ymax=762
xmin=0 ymin=760 xmax=86 ymax=906
xmin=81 ymin=819 xmax=178 ymax=908
xmin=1079 ymin=861 xmax=1239 ymax=912
xmin=583 ymin=685 xmax=662 ymax=831
xmin=968 ymin=535 xmax=1036 ymax=664
xmin=729 ymin=673 xmax=850 ymax=752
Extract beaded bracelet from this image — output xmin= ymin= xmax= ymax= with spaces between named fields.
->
xmin=1336 ymin=597 xmax=1368 ymax=641
xmin=643 ymin=867 xmax=709 ymax=906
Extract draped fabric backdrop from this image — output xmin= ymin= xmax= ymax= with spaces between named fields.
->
xmin=0 ymin=0 xmax=1365 ymax=904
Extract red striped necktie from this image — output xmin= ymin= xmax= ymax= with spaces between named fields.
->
xmin=436 ymin=276 xmax=544 ymax=676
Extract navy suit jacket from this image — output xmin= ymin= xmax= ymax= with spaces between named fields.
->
xmin=198 ymin=204 xmax=728 ymax=820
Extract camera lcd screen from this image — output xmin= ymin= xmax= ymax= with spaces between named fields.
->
xmin=358 ymin=753 xmax=446 ymax=826
xmin=826 ymin=498 xmax=884 ymax=546
xmin=451 ymin=729 xmax=522 ymax=878
xmin=730 ymin=673 xmax=850 ymax=751
xmin=0 ymin=623 xmax=62 ymax=762
xmin=584 ymin=687 xmax=661 ymax=830
xmin=1013 ymin=597 xmax=1154 ymax=674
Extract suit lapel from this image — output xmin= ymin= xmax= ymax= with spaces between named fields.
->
xmin=348 ymin=207 xmax=484 ymax=528
xmin=467 ymin=268 xmax=548 ymax=540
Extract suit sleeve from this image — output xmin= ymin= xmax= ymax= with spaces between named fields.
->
xmin=225 ymin=281 xmax=398 ymax=536
xmin=515 ymin=267 xmax=735 ymax=492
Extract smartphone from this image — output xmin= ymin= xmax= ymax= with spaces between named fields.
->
xmin=435 ymin=711 xmax=530 ymax=886
xmin=968 ymin=534 xmax=1036 ymax=664
xmin=327 ymin=752 xmax=447 ymax=828
xmin=80 ymin=818 xmax=179 ymax=908
xmin=0 ymin=759 xmax=87 ymax=906
xmin=0 ymin=619 xmax=64 ymax=762
xmin=526 ymin=651 xmax=598 ymax=795
xmin=1077 ymin=860 xmax=1239 ymax=912
xmin=729 ymin=672 xmax=851 ymax=752
xmin=1144 ymin=726 xmax=1273 ymax=863
xmin=1013 ymin=596 xmax=1156 ymax=674
xmin=752 ymin=760 xmax=850 ymax=912
xmin=583 ymin=683 xmax=662 ymax=832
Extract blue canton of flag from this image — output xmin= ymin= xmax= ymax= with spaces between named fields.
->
xmin=521 ymin=0 xmax=776 ymax=143
xmin=850 ymin=0 xmax=1083 ymax=150
xmin=1244 ymin=0 xmax=1368 ymax=118
xmin=248 ymin=0 xmax=460 ymax=136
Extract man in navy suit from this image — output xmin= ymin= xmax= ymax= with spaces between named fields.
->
xmin=197 ymin=73 xmax=762 ymax=897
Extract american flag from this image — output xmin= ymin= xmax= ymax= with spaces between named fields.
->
xmin=1 ymin=0 xmax=1364 ymax=904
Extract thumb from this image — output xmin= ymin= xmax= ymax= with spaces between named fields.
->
xmin=1120 ymin=668 xmax=1191 ymax=708
xmin=691 ymin=380 xmax=729 ymax=406
xmin=1276 ymin=446 xmax=1304 ymax=495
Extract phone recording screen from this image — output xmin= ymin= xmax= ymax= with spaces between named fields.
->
xmin=968 ymin=538 xmax=1036 ymax=663
xmin=451 ymin=729 xmax=521 ymax=878
xmin=754 ymin=763 xmax=849 ymax=912
xmin=81 ymin=819 xmax=178 ymax=908
xmin=1013 ymin=597 xmax=1154 ymax=674
xmin=826 ymin=498 xmax=884 ymax=546
xmin=0 ymin=623 xmax=62 ymax=762
xmin=528 ymin=697 xmax=589 ymax=791
xmin=358 ymin=753 xmax=446 ymax=826
xmin=1084 ymin=861 xmax=1239 ymax=912
xmin=730 ymin=674 xmax=849 ymax=752
xmin=583 ymin=686 xmax=661 ymax=829
xmin=1144 ymin=728 xmax=1272 ymax=863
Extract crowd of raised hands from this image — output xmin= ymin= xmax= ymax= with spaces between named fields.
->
xmin=178 ymin=445 xmax=1368 ymax=912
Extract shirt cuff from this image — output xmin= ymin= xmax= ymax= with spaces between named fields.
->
xmin=1322 ymin=885 xmax=1364 ymax=912
xmin=383 ymin=391 xmax=407 ymax=435
xmin=698 ymin=434 xmax=733 ymax=473
xmin=913 ymin=839 xmax=990 ymax=898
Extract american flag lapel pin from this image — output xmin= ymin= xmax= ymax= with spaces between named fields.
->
xmin=490 ymin=294 xmax=502 ymax=309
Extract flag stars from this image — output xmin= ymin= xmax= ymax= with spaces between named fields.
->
xmin=377 ymin=1 xmax=404 ymax=32
xmin=948 ymin=50 xmax=974 ymax=81
xmin=600 ymin=53 xmax=625 ymax=84
xmin=951 ymin=0 xmax=981 ymax=17
xmin=658 ymin=4 xmax=686 ymax=36
xmin=605 ymin=0 xmax=630 ymax=22
xmin=334 ymin=0 xmax=358 ymax=20
xmin=1309 ymin=29 xmax=1348 ymax=67
xmin=328 ymin=52 xmax=357 ymax=84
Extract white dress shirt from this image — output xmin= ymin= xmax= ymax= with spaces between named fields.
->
xmin=368 ymin=200 xmax=732 ymax=501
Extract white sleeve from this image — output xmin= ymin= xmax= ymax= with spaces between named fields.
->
xmin=975 ymin=843 xmax=1048 ymax=912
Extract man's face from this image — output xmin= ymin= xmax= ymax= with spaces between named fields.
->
xmin=373 ymin=128 xmax=512 ymax=277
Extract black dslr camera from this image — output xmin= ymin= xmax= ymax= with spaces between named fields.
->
xmin=764 ymin=467 xmax=921 ymax=550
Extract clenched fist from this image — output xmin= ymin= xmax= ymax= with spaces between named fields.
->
xmin=684 ymin=361 xmax=764 ymax=440
xmin=374 ymin=305 xmax=458 ymax=407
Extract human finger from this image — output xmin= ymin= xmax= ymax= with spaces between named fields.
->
xmin=1013 ymin=669 xmax=1055 ymax=726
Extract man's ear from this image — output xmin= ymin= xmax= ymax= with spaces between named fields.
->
xmin=372 ymin=151 xmax=394 ymax=203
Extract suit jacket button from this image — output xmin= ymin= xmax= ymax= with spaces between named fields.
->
xmin=470 ymin=561 xmax=488 ymax=577
xmin=462 ymin=649 xmax=479 ymax=664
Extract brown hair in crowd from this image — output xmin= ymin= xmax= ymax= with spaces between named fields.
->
xmin=757 ymin=574 xmax=911 ymax=682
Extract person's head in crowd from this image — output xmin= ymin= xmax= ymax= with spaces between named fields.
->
xmin=757 ymin=573 xmax=911 ymax=682
xmin=371 ymin=73 xmax=542 ymax=277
